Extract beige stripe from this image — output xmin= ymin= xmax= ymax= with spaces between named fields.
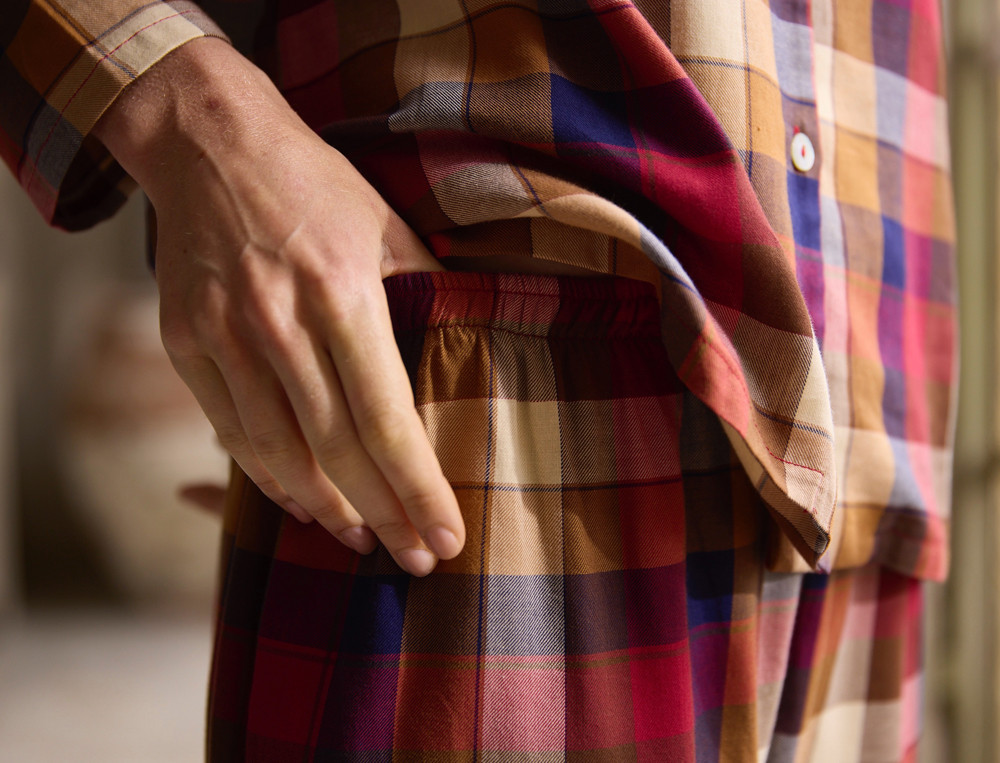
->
xmin=45 ymin=6 xmax=208 ymax=133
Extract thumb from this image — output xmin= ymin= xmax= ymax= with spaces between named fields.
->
xmin=378 ymin=209 xmax=444 ymax=278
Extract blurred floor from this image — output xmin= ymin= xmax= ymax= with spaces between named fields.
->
xmin=0 ymin=610 xmax=213 ymax=762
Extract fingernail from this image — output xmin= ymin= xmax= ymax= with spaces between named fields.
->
xmin=285 ymin=502 xmax=313 ymax=523
xmin=397 ymin=548 xmax=437 ymax=577
xmin=339 ymin=526 xmax=377 ymax=554
xmin=425 ymin=526 xmax=462 ymax=559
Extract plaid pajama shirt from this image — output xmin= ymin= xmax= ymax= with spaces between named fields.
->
xmin=2 ymin=0 xmax=954 ymax=759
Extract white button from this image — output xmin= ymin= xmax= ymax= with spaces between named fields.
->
xmin=791 ymin=131 xmax=816 ymax=172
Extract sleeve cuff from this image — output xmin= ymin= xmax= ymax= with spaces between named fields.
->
xmin=10 ymin=1 xmax=229 ymax=230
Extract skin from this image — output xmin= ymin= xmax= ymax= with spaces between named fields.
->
xmin=93 ymin=36 xmax=597 ymax=575
xmin=93 ymin=37 xmax=463 ymax=576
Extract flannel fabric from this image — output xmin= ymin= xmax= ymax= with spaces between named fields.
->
xmin=1 ymin=1 xmax=953 ymax=759
xmin=0 ymin=0 xmax=226 ymax=228
xmin=1 ymin=0 xmax=956 ymax=578
xmin=259 ymin=0 xmax=955 ymax=578
xmin=209 ymin=271 xmax=924 ymax=761
xmin=656 ymin=0 xmax=956 ymax=579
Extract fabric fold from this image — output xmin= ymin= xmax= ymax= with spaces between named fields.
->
xmin=325 ymin=4 xmax=840 ymax=570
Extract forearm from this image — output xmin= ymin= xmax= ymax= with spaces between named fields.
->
xmin=93 ymin=37 xmax=308 ymax=204
xmin=1 ymin=0 xmax=225 ymax=228
xmin=91 ymin=33 xmax=461 ymax=575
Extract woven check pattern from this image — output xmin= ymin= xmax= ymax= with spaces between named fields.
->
xmin=208 ymin=272 xmax=924 ymax=761
xmin=3 ymin=3 xmax=953 ymax=757
xmin=0 ymin=0 xmax=225 ymax=229
xmin=658 ymin=0 xmax=956 ymax=581
xmin=253 ymin=0 xmax=954 ymax=577
xmin=1 ymin=0 xmax=957 ymax=577
xmin=265 ymin=0 xmax=839 ymax=569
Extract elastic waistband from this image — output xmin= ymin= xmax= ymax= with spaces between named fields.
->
xmin=382 ymin=271 xmax=661 ymax=339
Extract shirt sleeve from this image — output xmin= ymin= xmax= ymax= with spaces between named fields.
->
xmin=0 ymin=0 xmax=228 ymax=230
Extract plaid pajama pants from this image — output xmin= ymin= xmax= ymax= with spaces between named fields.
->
xmin=207 ymin=272 xmax=922 ymax=762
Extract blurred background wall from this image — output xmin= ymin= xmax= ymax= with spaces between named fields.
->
xmin=1 ymin=0 xmax=999 ymax=759
xmin=0 ymin=175 xmax=228 ymax=760
xmin=945 ymin=0 xmax=1000 ymax=760
xmin=0 ymin=178 xmax=228 ymax=607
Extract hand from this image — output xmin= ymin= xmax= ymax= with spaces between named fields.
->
xmin=93 ymin=38 xmax=464 ymax=575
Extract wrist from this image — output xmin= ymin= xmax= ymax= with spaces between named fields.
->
xmin=93 ymin=37 xmax=303 ymax=201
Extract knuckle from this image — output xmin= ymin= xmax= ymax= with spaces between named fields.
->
xmin=367 ymin=516 xmax=414 ymax=543
xmin=177 ymin=283 xmax=229 ymax=336
xmin=306 ymin=500 xmax=348 ymax=526
xmin=159 ymin=318 xmax=200 ymax=360
xmin=294 ymin=260 xmax=333 ymax=295
xmin=241 ymin=298 xmax=298 ymax=356
xmin=214 ymin=424 xmax=250 ymax=455
xmin=248 ymin=428 xmax=299 ymax=465
xmin=189 ymin=309 xmax=228 ymax=344
xmin=356 ymin=397 xmax=410 ymax=453
xmin=240 ymin=290 xmax=274 ymax=328
xmin=315 ymin=280 xmax=368 ymax=330
xmin=315 ymin=292 xmax=354 ymax=329
xmin=169 ymin=315 xmax=235 ymax=365
xmin=394 ymin=486 xmax=440 ymax=519
xmin=311 ymin=427 xmax=359 ymax=467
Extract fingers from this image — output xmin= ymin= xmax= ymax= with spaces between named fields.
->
xmin=322 ymin=285 xmax=465 ymax=559
xmin=167 ymin=320 xmax=456 ymax=575
xmin=260 ymin=330 xmax=447 ymax=575
xmin=165 ymin=349 xmax=377 ymax=555
xmin=156 ymin=218 xmax=463 ymax=575
xmin=226 ymin=261 xmax=464 ymax=572
xmin=222 ymin=362 xmax=385 ymax=558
